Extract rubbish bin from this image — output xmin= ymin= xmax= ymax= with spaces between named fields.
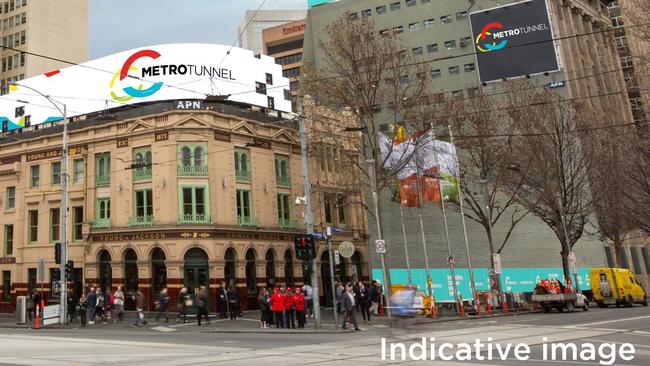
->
xmin=16 ymin=296 xmax=26 ymax=325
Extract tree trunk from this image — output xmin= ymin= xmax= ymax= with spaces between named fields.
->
xmin=561 ymin=240 xmax=571 ymax=287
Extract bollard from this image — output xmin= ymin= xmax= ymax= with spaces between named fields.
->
xmin=34 ymin=305 xmax=40 ymax=329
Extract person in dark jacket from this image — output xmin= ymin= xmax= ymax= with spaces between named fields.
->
xmin=197 ymin=286 xmax=210 ymax=326
xmin=156 ymin=288 xmax=170 ymax=322
xmin=227 ymin=285 xmax=240 ymax=320
xmin=217 ymin=282 xmax=229 ymax=319
xmin=86 ymin=287 xmax=97 ymax=325
xmin=355 ymin=281 xmax=371 ymax=323
xmin=341 ymin=284 xmax=360 ymax=331
xmin=176 ymin=287 xmax=189 ymax=323
xmin=79 ymin=293 xmax=87 ymax=327
xmin=258 ymin=288 xmax=270 ymax=328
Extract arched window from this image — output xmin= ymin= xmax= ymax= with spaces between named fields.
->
xmin=124 ymin=249 xmax=138 ymax=293
xmin=240 ymin=153 xmax=248 ymax=172
xmin=284 ymin=249 xmax=294 ymax=287
xmin=224 ymin=248 xmax=236 ymax=287
xmin=280 ymin=160 xmax=288 ymax=177
xmin=181 ymin=146 xmax=192 ymax=167
xmin=135 ymin=152 xmax=144 ymax=172
xmin=351 ymin=251 xmax=363 ymax=283
xmin=144 ymin=151 xmax=152 ymax=166
xmin=98 ymin=250 xmax=112 ymax=293
xmin=194 ymin=147 xmax=204 ymax=167
xmin=265 ymin=249 xmax=275 ymax=288
xmin=151 ymin=248 xmax=166 ymax=295
xmin=245 ymin=249 xmax=257 ymax=292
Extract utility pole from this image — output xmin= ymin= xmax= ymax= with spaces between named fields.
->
xmin=299 ymin=116 xmax=321 ymax=329
xmin=326 ymin=227 xmax=338 ymax=328
xmin=366 ymin=159 xmax=392 ymax=322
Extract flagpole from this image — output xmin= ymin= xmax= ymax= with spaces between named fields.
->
xmin=430 ymin=128 xmax=461 ymax=314
xmin=398 ymin=204 xmax=413 ymax=284
xmin=448 ymin=125 xmax=478 ymax=310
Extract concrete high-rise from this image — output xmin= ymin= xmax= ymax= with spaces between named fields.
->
xmin=0 ymin=0 xmax=88 ymax=92
xmin=238 ymin=10 xmax=306 ymax=55
xmin=303 ymin=0 xmax=640 ymax=297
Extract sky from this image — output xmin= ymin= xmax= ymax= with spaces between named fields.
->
xmin=89 ymin=0 xmax=307 ymax=59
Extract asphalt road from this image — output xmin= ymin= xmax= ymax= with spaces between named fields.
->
xmin=0 ymin=306 xmax=647 ymax=365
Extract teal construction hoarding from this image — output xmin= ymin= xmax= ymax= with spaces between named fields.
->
xmin=308 ymin=0 xmax=336 ymax=8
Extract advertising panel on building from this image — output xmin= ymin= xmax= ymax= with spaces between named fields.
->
xmin=0 ymin=43 xmax=291 ymax=134
xmin=470 ymin=0 xmax=560 ymax=83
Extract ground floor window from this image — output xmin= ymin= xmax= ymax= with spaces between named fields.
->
xmin=1 ymin=271 xmax=9 ymax=301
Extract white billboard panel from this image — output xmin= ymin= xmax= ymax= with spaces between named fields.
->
xmin=0 ymin=43 xmax=291 ymax=133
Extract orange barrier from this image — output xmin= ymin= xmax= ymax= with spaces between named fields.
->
xmin=502 ymin=293 xmax=508 ymax=314
xmin=34 ymin=305 xmax=39 ymax=329
xmin=487 ymin=297 xmax=492 ymax=315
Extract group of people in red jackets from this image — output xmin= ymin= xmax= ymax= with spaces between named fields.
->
xmin=258 ymin=286 xmax=306 ymax=329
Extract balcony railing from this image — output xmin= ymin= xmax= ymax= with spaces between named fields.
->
xmin=235 ymin=169 xmax=251 ymax=183
xmin=238 ymin=216 xmax=260 ymax=227
xmin=178 ymin=164 xmax=208 ymax=177
xmin=96 ymin=175 xmax=110 ymax=187
xmin=276 ymin=175 xmax=291 ymax=187
xmin=133 ymin=168 xmax=152 ymax=182
xmin=179 ymin=213 xmax=211 ymax=225
xmin=91 ymin=218 xmax=112 ymax=229
xmin=129 ymin=215 xmax=153 ymax=226
xmin=279 ymin=217 xmax=299 ymax=229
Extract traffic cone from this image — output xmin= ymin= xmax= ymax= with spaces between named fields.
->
xmin=487 ymin=297 xmax=492 ymax=315
xmin=502 ymin=293 xmax=508 ymax=314
xmin=459 ymin=295 xmax=465 ymax=317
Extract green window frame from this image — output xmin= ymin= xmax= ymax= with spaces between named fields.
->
xmin=133 ymin=147 xmax=152 ymax=181
xmin=179 ymin=186 xmax=210 ymax=224
xmin=28 ymin=210 xmax=38 ymax=243
xmin=93 ymin=198 xmax=111 ymax=228
xmin=4 ymin=224 xmax=13 ymax=256
xmin=132 ymin=189 xmax=153 ymax=225
xmin=274 ymin=155 xmax=290 ymax=187
xmin=30 ymin=165 xmax=39 ymax=187
xmin=51 ymin=161 xmax=61 ymax=186
xmin=50 ymin=208 xmax=60 ymax=243
xmin=95 ymin=153 xmax=111 ymax=186
xmin=324 ymin=195 xmax=334 ymax=225
xmin=73 ymin=158 xmax=84 ymax=184
xmin=277 ymin=193 xmax=295 ymax=228
xmin=237 ymin=189 xmax=258 ymax=226
xmin=5 ymin=186 xmax=15 ymax=211
xmin=178 ymin=144 xmax=207 ymax=176
xmin=234 ymin=150 xmax=251 ymax=182
xmin=337 ymin=195 xmax=347 ymax=226
xmin=72 ymin=206 xmax=83 ymax=241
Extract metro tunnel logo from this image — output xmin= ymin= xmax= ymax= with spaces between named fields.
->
xmin=110 ymin=49 xmax=164 ymax=102
xmin=475 ymin=22 xmax=508 ymax=52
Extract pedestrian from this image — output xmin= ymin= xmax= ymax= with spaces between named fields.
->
xmin=132 ymin=289 xmax=148 ymax=326
xmin=284 ymin=287 xmax=296 ymax=329
xmin=113 ymin=286 xmax=125 ymax=322
xmin=369 ymin=280 xmax=381 ymax=316
xmin=197 ymin=286 xmax=210 ymax=326
xmin=227 ymin=285 xmax=239 ymax=320
xmin=336 ymin=282 xmax=345 ymax=314
xmin=258 ymin=288 xmax=270 ymax=328
xmin=341 ymin=284 xmax=360 ymax=331
xmin=156 ymin=288 xmax=170 ymax=323
xmin=302 ymin=283 xmax=313 ymax=319
xmin=177 ymin=287 xmax=190 ymax=323
xmin=294 ymin=287 xmax=305 ymax=328
xmin=271 ymin=287 xmax=284 ymax=328
xmin=217 ymin=282 xmax=229 ymax=319
xmin=355 ymin=281 xmax=371 ymax=323
xmin=86 ymin=287 xmax=97 ymax=325
xmin=79 ymin=293 xmax=87 ymax=327
xmin=67 ymin=293 xmax=78 ymax=323
xmin=95 ymin=289 xmax=106 ymax=324
xmin=26 ymin=291 xmax=34 ymax=322
xmin=33 ymin=290 xmax=42 ymax=320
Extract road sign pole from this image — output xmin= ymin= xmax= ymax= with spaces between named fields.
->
xmin=326 ymin=227 xmax=338 ymax=328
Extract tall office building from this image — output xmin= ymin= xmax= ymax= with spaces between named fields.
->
xmin=238 ymin=10 xmax=306 ymax=55
xmin=303 ymin=0 xmax=639 ymax=297
xmin=263 ymin=19 xmax=305 ymax=111
xmin=0 ymin=0 xmax=88 ymax=92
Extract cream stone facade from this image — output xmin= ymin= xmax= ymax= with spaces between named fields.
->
xmin=0 ymin=0 xmax=88 ymax=91
xmin=0 ymin=100 xmax=368 ymax=312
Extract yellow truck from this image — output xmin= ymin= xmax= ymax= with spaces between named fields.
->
xmin=590 ymin=268 xmax=648 ymax=307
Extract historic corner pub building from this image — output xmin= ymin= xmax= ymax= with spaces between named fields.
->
xmin=0 ymin=44 xmax=369 ymax=313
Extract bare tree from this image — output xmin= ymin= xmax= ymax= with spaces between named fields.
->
xmin=502 ymin=81 xmax=595 ymax=283
xmin=624 ymin=136 xmax=650 ymax=234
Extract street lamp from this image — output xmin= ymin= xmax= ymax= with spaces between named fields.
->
xmin=11 ymin=83 xmax=68 ymax=325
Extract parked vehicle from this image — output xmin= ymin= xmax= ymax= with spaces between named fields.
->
xmin=531 ymin=278 xmax=589 ymax=313
xmin=590 ymin=268 xmax=647 ymax=308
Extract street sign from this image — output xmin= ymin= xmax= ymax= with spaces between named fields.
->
xmin=38 ymin=259 xmax=45 ymax=283
xmin=326 ymin=227 xmax=332 ymax=237
xmin=375 ymin=239 xmax=386 ymax=254
xmin=334 ymin=250 xmax=340 ymax=265
xmin=332 ymin=227 xmax=344 ymax=233
xmin=339 ymin=241 xmax=355 ymax=258
xmin=493 ymin=253 xmax=502 ymax=274
xmin=447 ymin=255 xmax=455 ymax=264
xmin=568 ymin=251 xmax=578 ymax=275
xmin=548 ymin=80 xmax=566 ymax=88
xmin=313 ymin=232 xmax=326 ymax=240
xmin=42 ymin=304 xmax=60 ymax=326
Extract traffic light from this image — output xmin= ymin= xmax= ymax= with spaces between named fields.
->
xmin=54 ymin=242 xmax=61 ymax=264
xmin=294 ymin=234 xmax=316 ymax=260
xmin=65 ymin=260 xmax=74 ymax=282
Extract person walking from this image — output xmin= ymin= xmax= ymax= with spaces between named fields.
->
xmin=156 ymin=288 xmax=170 ymax=323
xmin=284 ymin=288 xmax=296 ymax=329
xmin=132 ymin=289 xmax=148 ymax=327
xmin=258 ymin=288 xmax=270 ymax=328
xmin=355 ymin=281 xmax=371 ymax=323
xmin=341 ymin=284 xmax=360 ymax=331
xmin=96 ymin=289 xmax=106 ymax=324
xmin=79 ymin=293 xmax=87 ymax=327
xmin=217 ymin=282 xmax=229 ymax=319
xmin=336 ymin=282 xmax=345 ymax=314
xmin=294 ymin=287 xmax=305 ymax=329
xmin=197 ymin=286 xmax=210 ymax=326
xmin=113 ymin=286 xmax=125 ymax=322
xmin=271 ymin=287 xmax=284 ymax=328
xmin=86 ymin=287 xmax=97 ymax=325
xmin=302 ymin=284 xmax=313 ymax=319
xmin=227 ymin=285 xmax=239 ymax=320
xmin=177 ymin=287 xmax=190 ymax=323
xmin=369 ymin=280 xmax=381 ymax=316
xmin=26 ymin=291 xmax=34 ymax=322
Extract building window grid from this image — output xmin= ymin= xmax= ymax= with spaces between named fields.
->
xmin=72 ymin=207 xmax=83 ymax=241
xmin=406 ymin=0 xmax=417 ymax=6
xmin=235 ymin=150 xmax=252 ymax=182
xmin=95 ymin=153 xmax=110 ymax=186
xmin=427 ymin=43 xmax=438 ymax=53
xmin=277 ymin=193 xmax=295 ymax=228
xmin=5 ymin=186 xmax=15 ymax=211
xmin=275 ymin=155 xmax=291 ymax=187
xmin=50 ymin=208 xmax=60 ymax=243
xmin=133 ymin=189 xmax=154 ymax=226
xmin=179 ymin=186 xmax=209 ymax=224
xmin=423 ymin=19 xmax=434 ymax=28
xmin=73 ymin=158 xmax=84 ymax=183
xmin=133 ymin=147 xmax=152 ymax=181
xmin=178 ymin=144 xmax=207 ymax=176
xmin=28 ymin=209 xmax=37 ymax=243
xmin=51 ymin=161 xmax=61 ymax=186
xmin=4 ymin=225 xmax=13 ymax=256
xmin=30 ymin=164 xmax=39 ymax=187
xmin=237 ymin=189 xmax=258 ymax=226
xmin=390 ymin=2 xmax=401 ymax=11
xmin=409 ymin=22 xmax=420 ymax=32
xmin=376 ymin=5 xmax=386 ymax=14
xmin=441 ymin=15 xmax=452 ymax=24
xmin=93 ymin=198 xmax=111 ymax=228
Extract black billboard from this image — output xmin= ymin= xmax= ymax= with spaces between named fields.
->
xmin=469 ymin=0 xmax=559 ymax=83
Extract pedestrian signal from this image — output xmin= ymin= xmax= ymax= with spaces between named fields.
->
xmin=294 ymin=234 xmax=316 ymax=260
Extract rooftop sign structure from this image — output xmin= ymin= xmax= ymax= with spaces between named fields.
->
xmin=0 ymin=43 xmax=291 ymax=133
